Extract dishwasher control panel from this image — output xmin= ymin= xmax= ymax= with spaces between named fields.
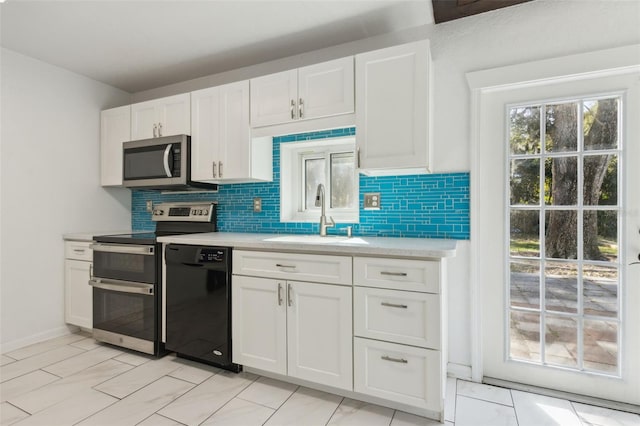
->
xmin=198 ymin=248 xmax=226 ymax=263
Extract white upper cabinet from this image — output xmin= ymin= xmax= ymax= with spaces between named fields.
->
xmin=250 ymin=57 xmax=354 ymax=127
xmin=131 ymin=93 xmax=190 ymax=140
xmin=191 ymin=80 xmax=272 ymax=183
xmin=355 ymin=40 xmax=432 ymax=175
xmin=100 ymin=105 xmax=131 ymax=186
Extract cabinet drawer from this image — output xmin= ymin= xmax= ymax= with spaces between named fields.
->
xmin=354 ymin=337 xmax=442 ymax=412
xmin=233 ymin=250 xmax=352 ymax=285
xmin=354 ymin=287 xmax=440 ymax=349
xmin=65 ymin=241 xmax=93 ymax=261
xmin=353 ymin=257 xmax=440 ymax=293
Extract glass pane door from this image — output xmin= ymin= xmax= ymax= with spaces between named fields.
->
xmin=508 ymin=97 xmax=621 ymax=374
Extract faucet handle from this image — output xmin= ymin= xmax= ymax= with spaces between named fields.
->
xmin=329 ymin=216 xmax=335 ymax=226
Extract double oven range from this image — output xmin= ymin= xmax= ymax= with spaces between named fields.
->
xmin=90 ymin=202 xmax=217 ymax=356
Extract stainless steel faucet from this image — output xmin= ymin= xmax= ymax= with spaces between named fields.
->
xmin=315 ymin=184 xmax=335 ymax=236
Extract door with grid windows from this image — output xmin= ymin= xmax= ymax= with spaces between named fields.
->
xmin=477 ymin=72 xmax=640 ymax=404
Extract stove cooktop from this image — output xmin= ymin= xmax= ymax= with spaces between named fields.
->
xmin=94 ymin=202 xmax=218 ymax=245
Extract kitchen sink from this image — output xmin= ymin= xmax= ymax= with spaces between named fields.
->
xmin=263 ymin=235 xmax=368 ymax=245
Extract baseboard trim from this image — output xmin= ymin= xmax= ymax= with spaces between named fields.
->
xmin=0 ymin=325 xmax=78 ymax=354
xmin=447 ymin=362 xmax=472 ymax=380
xmin=483 ymin=377 xmax=640 ymax=414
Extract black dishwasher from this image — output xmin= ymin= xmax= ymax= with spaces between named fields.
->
xmin=165 ymin=244 xmax=240 ymax=372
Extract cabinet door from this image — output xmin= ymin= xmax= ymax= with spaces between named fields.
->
xmin=232 ymin=276 xmax=287 ymax=374
xmin=354 ymin=337 xmax=442 ymax=412
xmin=298 ymin=57 xmax=354 ymax=120
xmin=190 ymin=86 xmax=221 ymax=182
xmin=100 ymin=105 xmax=131 ymax=186
xmin=219 ymin=80 xmax=251 ymax=180
xmin=287 ymin=281 xmax=353 ymax=390
xmin=355 ymin=41 xmax=430 ymax=173
xmin=130 ymin=100 xmax=157 ymax=140
xmin=250 ymin=69 xmax=297 ymax=127
xmin=65 ymin=260 xmax=93 ymax=329
xmin=157 ymin=93 xmax=191 ymax=137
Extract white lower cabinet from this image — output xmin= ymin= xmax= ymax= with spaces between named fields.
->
xmin=287 ymin=280 xmax=352 ymax=390
xmin=232 ymin=276 xmax=287 ymax=374
xmin=354 ymin=337 xmax=441 ymax=411
xmin=232 ymin=251 xmax=446 ymax=420
xmin=353 ymin=256 xmax=446 ymax=419
xmin=64 ymin=241 xmax=93 ymax=329
xmin=232 ymin=274 xmax=352 ymax=390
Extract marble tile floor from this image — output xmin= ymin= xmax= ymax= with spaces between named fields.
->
xmin=1 ymin=332 xmax=638 ymax=426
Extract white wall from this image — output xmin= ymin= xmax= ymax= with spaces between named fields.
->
xmin=0 ymin=48 xmax=132 ymax=351
xmin=128 ymin=0 xmax=640 ymax=375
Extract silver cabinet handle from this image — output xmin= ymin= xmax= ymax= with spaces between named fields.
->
xmin=290 ymin=99 xmax=296 ymax=120
xmin=276 ymin=264 xmax=296 ymax=269
xmin=381 ymin=355 xmax=408 ymax=364
xmin=90 ymin=243 xmax=154 ymax=255
xmin=381 ymin=302 xmax=408 ymax=309
xmin=356 ymin=147 xmax=361 ymax=168
xmin=163 ymin=143 xmax=173 ymax=177
xmin=89 ymin=278 xmax=154 ymax=296
xmin=158 ymin=122 xmax=163 ymax=137
xmin=212 ymin=161 xmax=217 ymax=178
xmin=298 ymin=98 xmax=304 ymax=118
xmin=219 ymin=161 xmax=223 ymax=178
xmin=89 ymin=264 xmax=93 ymax=278
xmin=153 ymin=124 xmax=158 ymax=138
xmin=287 ymin=283 xmax=293 ymax=307
xmin=73 ymin=249 xmax=86 ymax=253
xmin=277 ymin=283 xmax=283 ymax=306
xmin=380 ymin=271 xmax=407 ymax=277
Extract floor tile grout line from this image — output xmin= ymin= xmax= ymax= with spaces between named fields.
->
xmin=456 ymin=393 xmax=518 ymax=409
xmin=3 ymin=400 xmax=31 ymax=417
xmin=259 ymin=382 xmax=302 ymax=425
xmin=84 ymin=373 xmax=196 ymax=424
xmin=158 ymin=370 xmax=258 ymax=425
xmin=3 ymin=336 xmax=89 ymax=361
xmin=323 ymin=395 xmax=345 ymax=426
xmin=511 ymin=390 xmax=521 ymax=426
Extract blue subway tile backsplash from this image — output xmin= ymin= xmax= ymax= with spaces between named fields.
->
xmin=131 ymin=127 xmax=470 ymax=239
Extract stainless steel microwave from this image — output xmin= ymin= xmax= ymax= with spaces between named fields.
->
xmin=122 ymin=135 xmax=216 ymax=191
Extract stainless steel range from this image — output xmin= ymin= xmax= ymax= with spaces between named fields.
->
xmin=90 ymin=202 xmax=217 ymax=356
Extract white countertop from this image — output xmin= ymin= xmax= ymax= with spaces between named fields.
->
xmin=63 ymin=230 xmax=133 ymax=242
xmin=157 ymin=232 xmax=457 ymax=259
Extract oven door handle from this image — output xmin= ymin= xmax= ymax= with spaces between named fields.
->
xmin=89 ymin=278 xmax=154 ymax=296
xmin=90 ymin=243 xmax=154 ymax=256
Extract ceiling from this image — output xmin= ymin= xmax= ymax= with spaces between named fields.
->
xmin=1 ymin=1 xmax=433 ymax=93
xmin=1 ymin=1 xmax=534 ymax=94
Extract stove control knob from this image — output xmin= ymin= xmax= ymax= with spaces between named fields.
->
xmin=153 ymin=209 xmax=164 ymax=216
xmin=203 ymin=209 xmax=208 ymax=215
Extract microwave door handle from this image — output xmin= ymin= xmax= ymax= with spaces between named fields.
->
xmin=163 ymin=144 xmax=173 ymax=177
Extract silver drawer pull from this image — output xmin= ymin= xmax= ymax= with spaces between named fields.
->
xmin=276 ymin=264 xmax=296 ymax=269
xmin=380 ymin=271 xmax=407 ymax=277
xmin=381 ymin=355 xmax=408 ymax=364
xmin=73 ymin=249 xmax=86 ymax=253
xmin=381 ymin=302 xmax=408 ymax=309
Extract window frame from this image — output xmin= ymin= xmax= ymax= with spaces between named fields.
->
xmin=280 ymin=136 xmax=359 ymax=223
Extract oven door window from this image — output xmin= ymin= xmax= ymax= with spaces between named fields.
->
xmin=93 ymin=285 xmax=156 ymax=341
xmin=93 ymin=248 xmax=156 ymax=284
